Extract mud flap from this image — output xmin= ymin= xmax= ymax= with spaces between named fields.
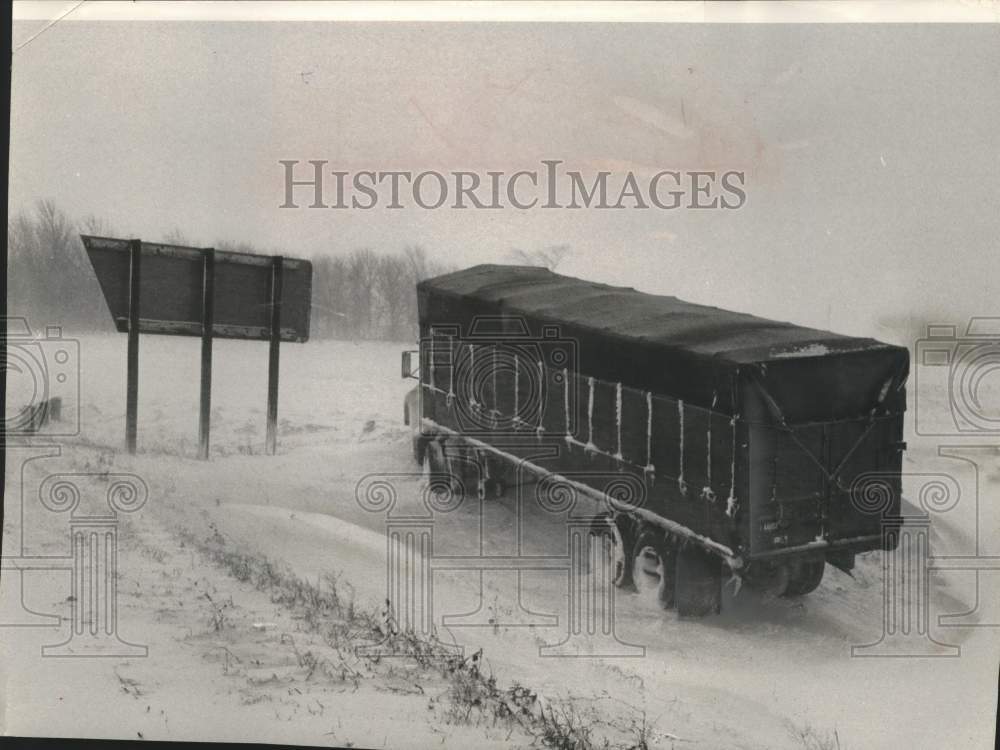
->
xmin=826 ymin=549 xmax=856 ymax=574
xmin=675 ymin=544 xmax=723 ymax=618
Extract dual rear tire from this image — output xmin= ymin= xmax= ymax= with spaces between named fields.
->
xmin=616 ymin=522 xmax=722 ymax=617
xmin=614 ymin=519 xmax=826 ymax=617
xmin=420 ymin=434 xmax=821 ymax=616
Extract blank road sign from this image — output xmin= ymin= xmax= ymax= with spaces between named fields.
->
xmin=82 ymin=235 xmax=312 ymax=342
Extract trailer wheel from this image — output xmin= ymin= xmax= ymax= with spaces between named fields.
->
xmin=631 ymin=529 xmax=677 ymax=609
xmin=609 ymin=516 xmax=635 ymax=590
xmin=578 ymin=515 xmax=629 ymax=583
xmin=674 ymin=544 xmax=723 ymax=618
xmin=783 ymin=560 xmax=825 ymax=597
xmin=425 ymin=438 xmax=448 ymax=478
xmin=412 ymin=434 xmax=428 ymax=466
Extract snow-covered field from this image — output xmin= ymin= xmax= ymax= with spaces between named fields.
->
xmin=3 ymin=334 xmax=999 ymax=748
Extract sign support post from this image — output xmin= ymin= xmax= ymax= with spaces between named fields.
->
xmin=83 ymin=235 xmax=311 ymax=459
xmin=125 ymin=238 xmax=142 ymax=455
xmin=265 ymin=256 xmax=283 ymax=455
xmin=198 ymin=248 xmax=215 ymax=460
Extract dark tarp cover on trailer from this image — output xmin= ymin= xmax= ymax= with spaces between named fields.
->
xmin=417 ymin=265 xmax=909 ymax=423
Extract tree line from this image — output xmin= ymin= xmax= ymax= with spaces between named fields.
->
xmin=6 ymin=200 xmax=453 ymax=341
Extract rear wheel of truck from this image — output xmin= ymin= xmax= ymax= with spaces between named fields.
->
xmin=674 ymin=544 xmax=723 ymax=618
xmin=412 ymin=434 xmax=428 ymax=466
xmin=631 ymin=529 xmax=677 ymax=609
xmin=425 ymin=438 xmax=448 ymax=478
xmin=610 ymin=516 xmax=636 ymax=590
xmin=580 ymin=515 xmax=629 ymax=582
xmin=783 ymin=559 xmax=825 ymax=597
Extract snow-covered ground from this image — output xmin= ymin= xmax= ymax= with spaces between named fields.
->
xmin=3 ymin=334 xmax=999 ymax=748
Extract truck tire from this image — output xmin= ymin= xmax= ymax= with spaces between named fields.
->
xmin=631 ymin=529 xmax=677 ymax=609
xmin=425 ymin=438 xmax=448 ymax=476
xmin=412 ymin=434 xmax=428 ymax=466
xmin=783 ymin=560 xmax=825 ymax=597
xmin=608 ymin=516 xmax=636 ymax=590
xmin=674 ymin=544 xmax=722 ymax=618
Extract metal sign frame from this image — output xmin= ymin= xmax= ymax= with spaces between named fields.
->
xmin=83 ymin=236 xmax=311 ymax=458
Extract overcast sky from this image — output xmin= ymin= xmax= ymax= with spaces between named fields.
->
xmin=9 ymin=21 xmax=1000 ymax=339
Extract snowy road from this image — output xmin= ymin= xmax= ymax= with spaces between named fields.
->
xmin=5 ymin=334 xmax=999 ymax=748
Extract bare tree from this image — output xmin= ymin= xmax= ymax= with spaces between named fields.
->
xmin=7 ymin=200 xmax=110 ymax=331
xmin=311 ymin=255 xmax=351 ymax=338
xmin=6 ymin=200 xmax=453 ymax=340
xmin=376 ymin=254 xmax=413 ymax=342
xmin=80 ymin=214 xmax=113 ymax=236
xmin=344 ymin=249 xmax=381 ymax=339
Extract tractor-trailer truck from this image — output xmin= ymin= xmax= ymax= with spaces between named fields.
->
xmin=402 ymin=265 xmax=908 ymax=616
